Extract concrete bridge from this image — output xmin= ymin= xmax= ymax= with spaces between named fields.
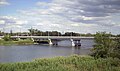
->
xmin=0 ymin=36 xmax=94 ymax=47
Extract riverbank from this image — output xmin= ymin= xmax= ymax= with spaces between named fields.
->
xmin=0 ymin=55 xmax=120 ymax=71
xmin=0 ymin=39 xmax=34 ymax=45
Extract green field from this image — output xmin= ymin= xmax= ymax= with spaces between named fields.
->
xmin=0 ymin=39 xmax=34 ymax=45
xmin=0 ymin=55 xmax=120 ymax=71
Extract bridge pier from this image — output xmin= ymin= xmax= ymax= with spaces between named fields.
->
xmin=71 ymin=39 xmax=81 ymax=47
xmin=52 ymin=39 xmax=58 ymax=46
xmin=31 ymin=38 xmax=34 ymax=41
xmin=74 ymin=40 xmax=81 ymax=47
xmin=48 ymin=39 xmax=53 ymax=45
xmin=71 ymin=39 xmax=75 ymax=47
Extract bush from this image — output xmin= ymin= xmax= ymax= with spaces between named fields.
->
xmin=110 ymin=37 xmax=120 ymax=59
xmin=2 ymin=35 xmax=11 ymax=41
xmin=91 ymin=32 xmax=120 ymax=59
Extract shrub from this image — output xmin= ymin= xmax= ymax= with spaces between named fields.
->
xmin=2 ymin=35 xmax=11 ymax=41
xmin=91 ymin=32 xmax=120 ymax=59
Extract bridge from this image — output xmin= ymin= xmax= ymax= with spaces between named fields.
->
xmin=0 ymin=36 xmax=94 ymax=47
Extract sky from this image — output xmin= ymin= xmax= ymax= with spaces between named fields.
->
xmin=0 ymin=0 xmax=120 ymax=34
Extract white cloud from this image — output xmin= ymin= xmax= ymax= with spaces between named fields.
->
xmin=0 ymin=16 xmax=28 ymax=25
xmin=36 ymin=2 xmax=51 ymax=7
xmin=71 ymin=23 xmax=79 ymax=27
xmin=0 ymin=16 xmax=28 ymax=32
xmin=16 ymin=20 xmax=28 ymax=25
xmin=0 ymin=0 xmax=10 ymax=6
xmin=2 ymin=0 xmax=119 ymax=34
xmin=2 ymin=16 xmax=17 ymax=19
xmin=71 ymin=23 xmax=97 ymax=27
xmin=81 ymin=16 xmax=93 ymax=20
xmin=0 ymin=20 xmax=5 ymax=24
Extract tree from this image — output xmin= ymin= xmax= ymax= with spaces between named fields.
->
xmin=117 ymin=34 xmax=120 ymax=37
xmin=3 ymin=34 xmax=11 ymax=41
xmin=110 ymin=37 xmax=120 ymax=59
xmin=91 ymin=32 xmax=120 ymax=59
xmin=28 ymin=28 xmax=39 ymax=36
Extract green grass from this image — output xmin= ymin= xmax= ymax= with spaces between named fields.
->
xmin=14 ymin=39 xmax=34 ymax=45
xmin=0 ymin=39 xmax=34 ymax=45
xmin=0 ymin=55 xmax=120 ymax=71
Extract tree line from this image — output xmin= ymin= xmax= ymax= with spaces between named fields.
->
xmin=0 ymin=28 xmax=96 ymax=36
xmin=1 ymin=28 xmax=119 ymax=37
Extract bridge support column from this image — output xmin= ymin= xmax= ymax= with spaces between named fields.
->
xmin=71 ymin=39 xmax=75 ymax=47
xmin=52 ymin=39 xmax=58 ymax=46
xmin=48 ymin=39 xmax=53 ymax=45
xmin=31 ymin=38 xmax=34 ymax=41
xmin=71 ymin=39 xmax=81 ymax=47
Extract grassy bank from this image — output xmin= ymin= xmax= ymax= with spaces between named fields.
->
xmin=0 ymin=39 xmax=34 ymax=45
xmin=0 ymin=55 xmax=120 ymax=71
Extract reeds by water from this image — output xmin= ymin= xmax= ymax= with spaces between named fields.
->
xmin=0 ymin=55 xmax=120 ymax=71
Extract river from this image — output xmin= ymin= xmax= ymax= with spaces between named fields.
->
xmin=0 ymin=39 xmax=94 ymax=62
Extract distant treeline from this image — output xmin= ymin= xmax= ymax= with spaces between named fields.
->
xmin=0 ymin=28 xmax=119 ymax=37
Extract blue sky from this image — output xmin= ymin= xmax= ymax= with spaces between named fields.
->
xmin=0 ymin=0 xmax=120 ymax=34
xmin=0 ymin=0 xmax=51 ymax=15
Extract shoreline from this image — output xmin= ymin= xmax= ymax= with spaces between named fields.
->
xmin=0 ymin=39 xmax=34 ymax=46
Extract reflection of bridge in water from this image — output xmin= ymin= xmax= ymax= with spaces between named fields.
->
xmin=0 ymin=36 xmax=94 ymax=47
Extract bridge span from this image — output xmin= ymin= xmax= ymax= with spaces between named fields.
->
xmin=12 ymin=36 xmax=94 ymax=39
xmin=0 ymin=36 xmax=94 ymax=39
xmin=0 ymin=36 xmax=94 ymax=47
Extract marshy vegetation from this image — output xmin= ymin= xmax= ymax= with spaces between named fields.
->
xmin=0 ymin=55 xmax=120 ymax=71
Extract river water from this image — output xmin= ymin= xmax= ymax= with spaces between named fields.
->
xmin=0 ymin=39 xmax=94 ymax=63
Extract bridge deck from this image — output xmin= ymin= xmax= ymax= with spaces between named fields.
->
xmin=0 ymin=36 xmax=94 ymax=40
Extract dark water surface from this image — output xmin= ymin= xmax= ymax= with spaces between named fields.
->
xmin=0 ymin=39 xmax=94 ymax=62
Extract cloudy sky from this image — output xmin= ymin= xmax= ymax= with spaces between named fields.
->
xmin=0 ymin=0 xmax=120 ymax=34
